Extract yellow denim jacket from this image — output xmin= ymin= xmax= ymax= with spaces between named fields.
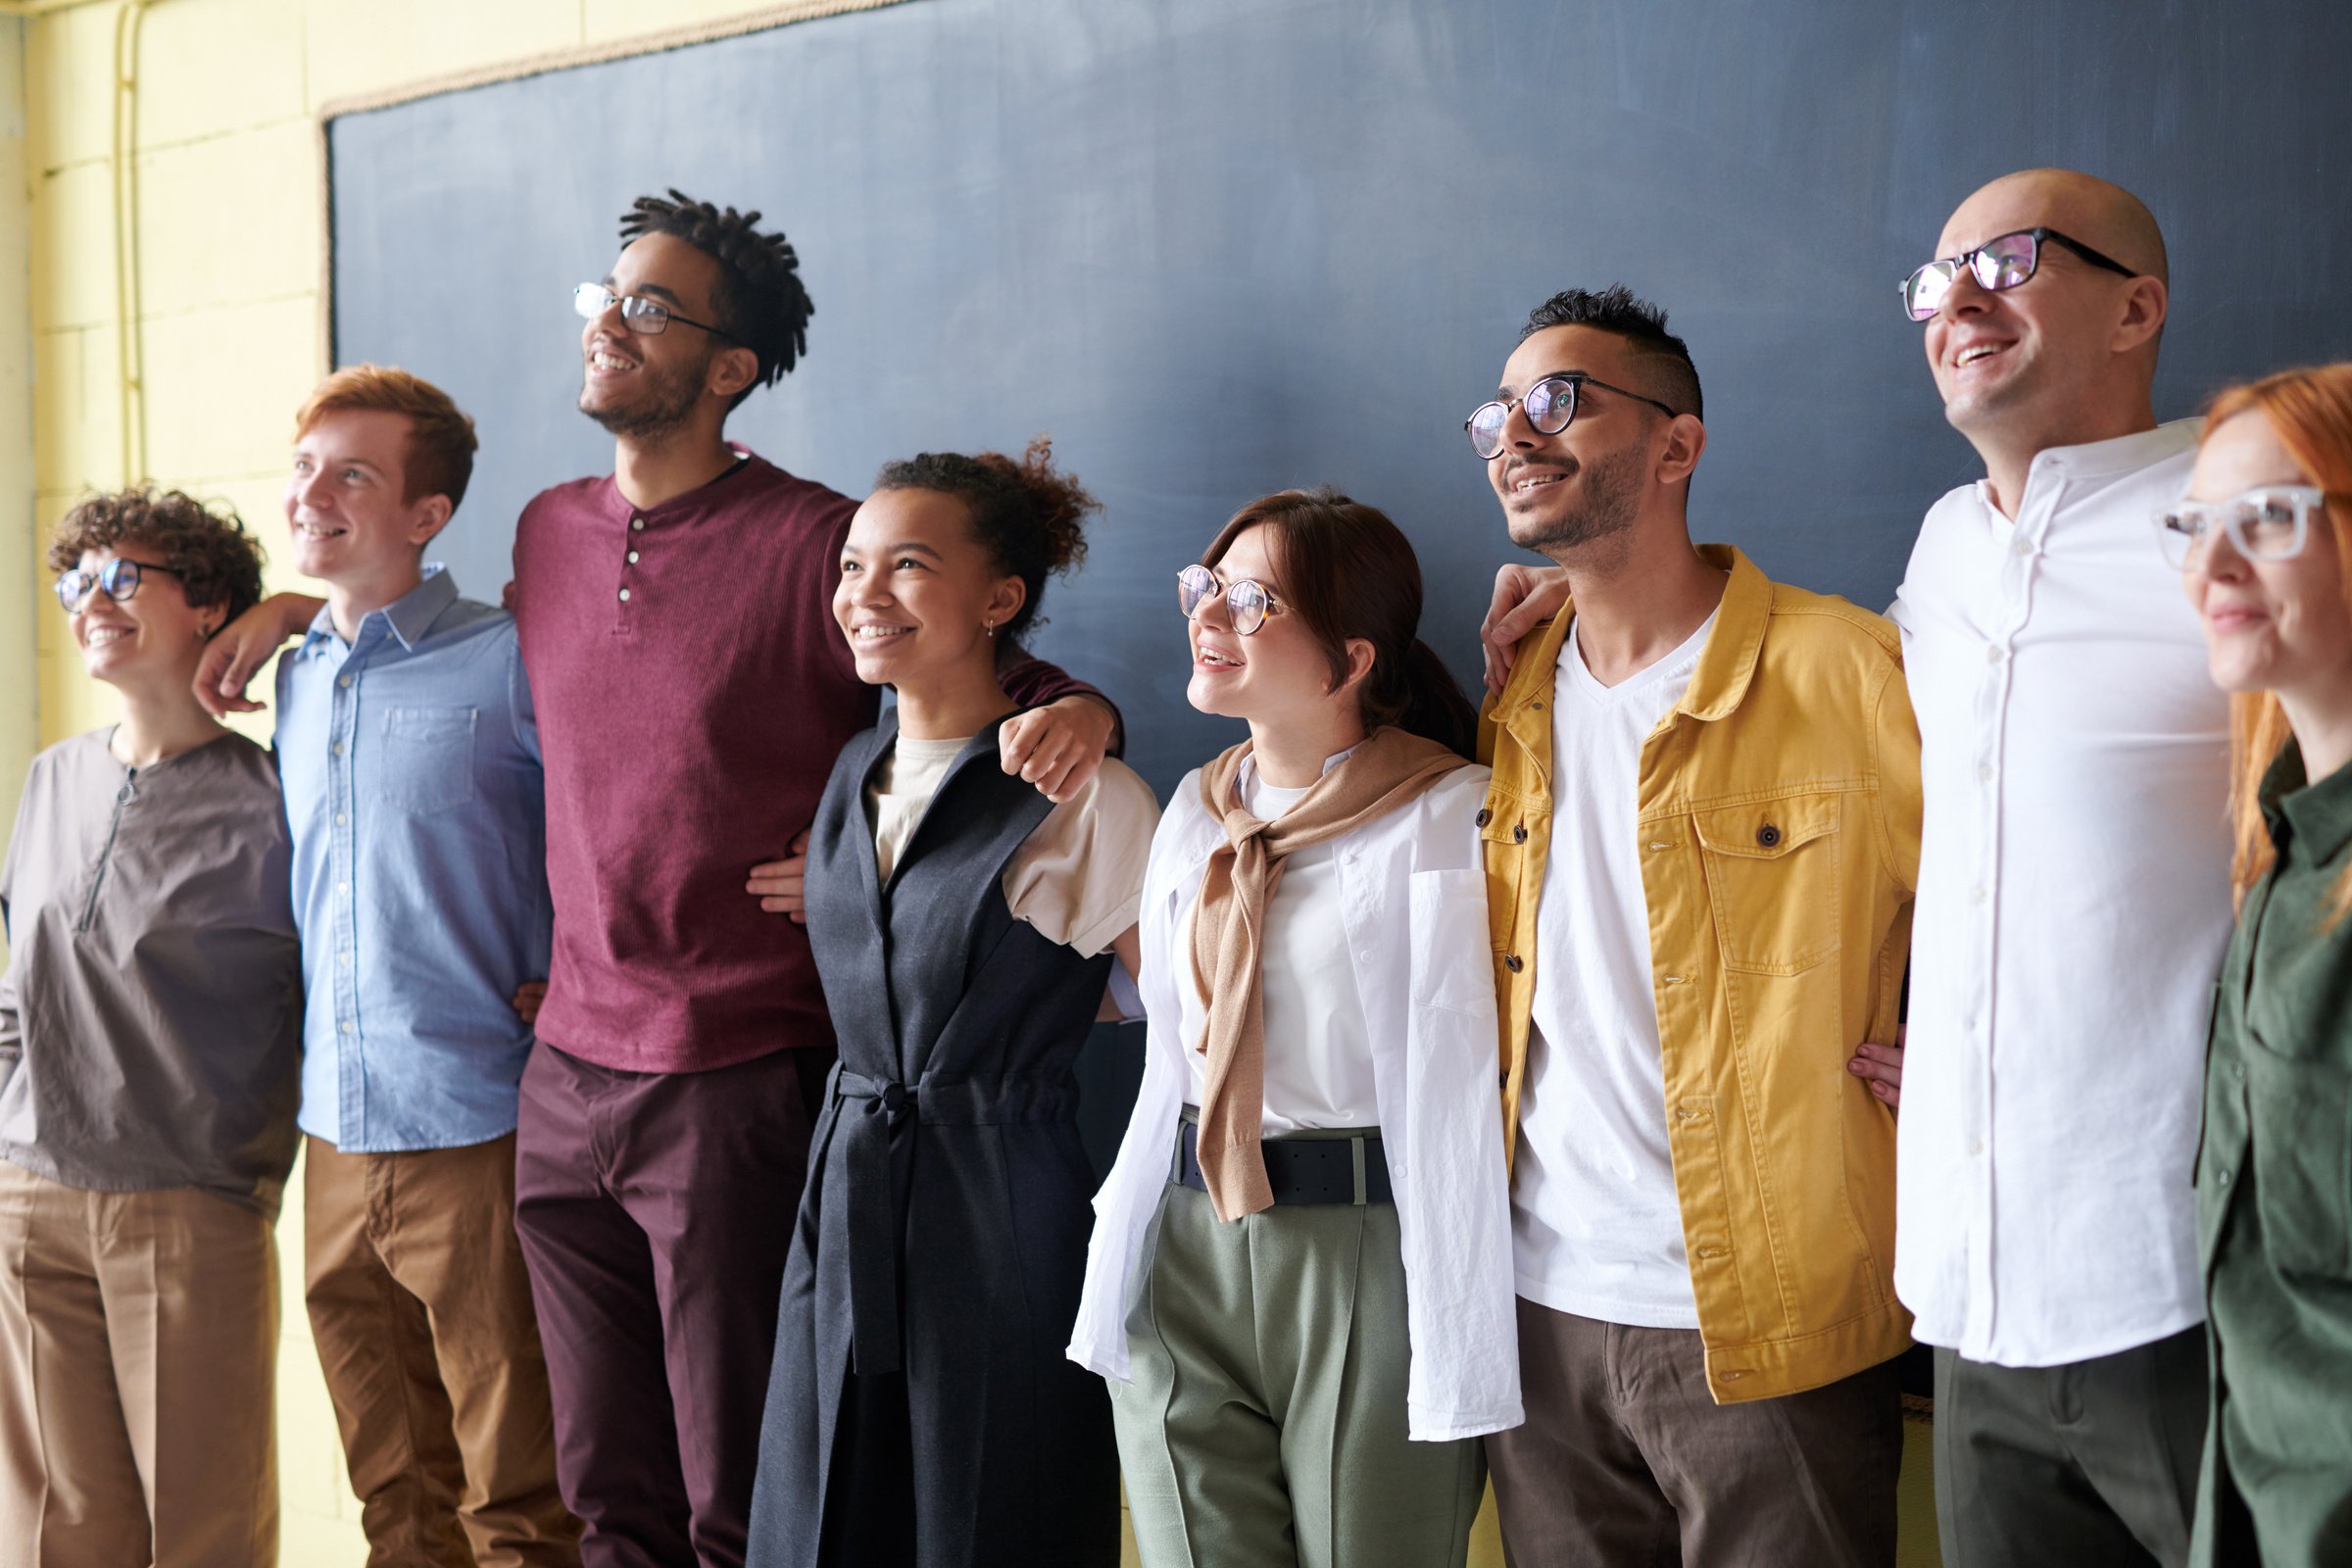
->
xmin=1479 ymin=545 xmax=1922 ymax=1403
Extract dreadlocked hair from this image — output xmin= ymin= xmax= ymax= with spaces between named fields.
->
xmin=620 ymin=189 xmax=813 ymax=408
xmin=874 ymin=437 xmax=1098 ymax=640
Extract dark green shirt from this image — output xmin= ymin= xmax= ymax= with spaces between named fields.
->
xmin=2194 ymin=740 xmax=2352 ymax=1568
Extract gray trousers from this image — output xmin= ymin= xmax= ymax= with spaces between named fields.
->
xmin=1485 ymin=1298 xmax=1901 ymax=1568
xmin=1934 ymin=1327 xmax=2208 ymax=1568
xmin=1108 ymin=1160 xmax=1485 ymax=1568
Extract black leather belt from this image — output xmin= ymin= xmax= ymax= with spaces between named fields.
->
xmin=1176 ymin=1118 xmax=1393 ymax=1206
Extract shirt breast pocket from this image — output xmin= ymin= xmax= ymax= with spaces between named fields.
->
xmin=373 ymin=707 xmax=478 ymax=815
xmin=1691 ymin=792 xmax=1843 ymax=975
xmin=2242 ymin=1033 xmax=2352 ymax=1280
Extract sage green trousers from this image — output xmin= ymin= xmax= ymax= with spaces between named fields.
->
xmin=1108 ymin=1154 xmax=1485 ymax=1568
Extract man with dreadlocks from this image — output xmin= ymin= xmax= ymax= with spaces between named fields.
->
xmin=501 ymin=193 xmax=1123 ymax=1568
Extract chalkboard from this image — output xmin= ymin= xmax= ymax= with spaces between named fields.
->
xmin=328 ymin=0 xmax=2352 ymax=1165
xmin=332 ymin=0 xmax=2352 ymax=794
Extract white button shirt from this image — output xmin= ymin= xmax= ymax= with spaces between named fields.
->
xmin=1889 ymin=420 xmax=2234 ymax=1367
xmin=1068 ymin=761 xmax=1523 ymax=1442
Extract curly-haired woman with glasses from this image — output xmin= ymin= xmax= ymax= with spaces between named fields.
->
xmin=0 ymin=490 xmax=302 ymax=1567
xmin=2167 ymin=365 xmax=2352 ymax=1568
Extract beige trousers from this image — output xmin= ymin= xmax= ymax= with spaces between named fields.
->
xmin=0 ymin=1157 xmax=278 ymax=1568
xmin=305 ymin=1133 xmax=578 ymax=1568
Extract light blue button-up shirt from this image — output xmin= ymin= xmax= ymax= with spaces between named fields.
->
xmin=276 ymin=566 xmax=550 ymax=1152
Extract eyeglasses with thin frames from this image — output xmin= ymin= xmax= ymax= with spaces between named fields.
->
xmin=55 ymin=556 xmax=183 ymax=612
xmin=1465 ymin=372 xmax=1680 ymax=461
xmin=1900 ymin=226 xmax=2137 ymax=322
xmin=1178 ymin=564 xmax=1288 ymax=635
xmin=573 ymin=283 xmax=741 ymax=343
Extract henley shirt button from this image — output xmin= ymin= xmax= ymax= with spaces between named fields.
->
xmin=1503 ymin=954 xmax=1524 ymax=973
xmin=618 ymin=587 xmax=632 ymax=603
xmin=1978 ymin=762 xmax=1994 ymax=783
xmin=2218 ymin=1168 xmax=2231 ymax=1186
xmin=2012 ymin=535 xmax=2033 ymax=557
xmin=1968 ymin=1137 xmax=1984 ymax=1156
xmin=1512 ymin=823 xmax=1528 ymax=843
xmin=626 ymin=550 xmax=640 ymax=564
xmin=1972 ymin=885 xmax=1988 ymax=906
xmin=1755 ymin=823 xmax=1782 ymax=848
xmin=1985 ymin=645 xmax=2004 ymax=665
xmin=630 ymin=517 xmax=645 ymax=531
xmin=1474 ymin=808 xmax=1492 ymax=827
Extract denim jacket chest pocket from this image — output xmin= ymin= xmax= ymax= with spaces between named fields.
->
xmin=1690 ymin=791 xmax=1843 ymax=975
xmin=372 ymin=706 xmax=478 ymax=815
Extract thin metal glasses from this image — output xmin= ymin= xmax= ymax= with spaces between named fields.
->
xmin=1900 ymin=226 xmax=2137 ymax=322
xmin=1465 ymin=372 xmax=1680 ymax=460
xmin=572 ymin=283 xmax=739 ymax=342
xmin=1178 ymin=564 xmax=1288 ymax=635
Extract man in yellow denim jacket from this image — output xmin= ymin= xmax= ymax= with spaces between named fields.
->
xmin=1470 ymin=286 xmax=1924 ymax=1567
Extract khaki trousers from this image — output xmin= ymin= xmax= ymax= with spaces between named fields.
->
xmin=1109 ymin=1162 xmax=1486 ymax=1568
xmin=305 ymin=1133 xmax=579 ymax=1568
xmin=0 ymin=1157 xmax=278 ymax=1568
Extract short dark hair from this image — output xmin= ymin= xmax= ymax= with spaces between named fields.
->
xmin=49 ymin=488 xmax=268 ymax=627
xmin=620 ymin=189 xmax=813 ymax=410
xmin=874 ymin=437 xmax=1097 ymax=641
xmin=1520 ymin=285 xmax=1703 ymax=420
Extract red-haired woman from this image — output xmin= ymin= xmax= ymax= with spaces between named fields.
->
xmin=2166 ymin=365 xmax=2352 ymax=1568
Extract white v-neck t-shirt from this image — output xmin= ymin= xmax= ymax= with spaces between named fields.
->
xmin=1511 ymin=611 xmax=1716 ymax=1329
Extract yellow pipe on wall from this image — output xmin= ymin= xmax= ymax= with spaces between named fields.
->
xmin=107 ymin=0 xmax=166 ymax=484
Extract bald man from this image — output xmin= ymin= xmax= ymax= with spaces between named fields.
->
xmin=1886 ymin=169 xmax=2224 ymax=1568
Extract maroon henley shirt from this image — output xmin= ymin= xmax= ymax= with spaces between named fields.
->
xmin=512 ymin=450 xmax=1103 ymax=1074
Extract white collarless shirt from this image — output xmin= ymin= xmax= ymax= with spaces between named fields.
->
xmin=1512 ymin=612 xmax=1715 ymax=1329
xmin=1889 ymin=420 xmax=2233 ymax=1367
xmin=1176 ymin=754 xmax=1379 ymax=1130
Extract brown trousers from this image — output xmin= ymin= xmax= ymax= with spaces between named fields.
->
xmin=306 ymin=1133 xmax=580 ymax=1567
xmin=0 ymin=1157 xmax=278 ymax=1568
xmin=1486 ymin=1298 xmax=1903 ymax=1568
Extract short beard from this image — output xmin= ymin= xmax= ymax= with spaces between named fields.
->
xmin=1506 ymin=441 xmax=1644 ymax=559
xmin=579 ymin=344 xmax=710 ymax=441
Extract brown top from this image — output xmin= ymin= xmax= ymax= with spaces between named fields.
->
xmin=0 ymin=729 xmax=303 ymax=1216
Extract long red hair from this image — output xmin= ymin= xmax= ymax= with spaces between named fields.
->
xmin=2206 ymin=364 xmax=2352 ymax=921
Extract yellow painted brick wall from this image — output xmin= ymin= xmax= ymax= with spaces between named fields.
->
xmin=10 ymin=5 xmax=1936 ymax=1564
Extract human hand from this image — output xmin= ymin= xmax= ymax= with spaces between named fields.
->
xmin=1002 ymin=696 xmax=1114 ymax=804
xmin=748 ymin=828 xmax=813 ymax=922
xmin=193 ymin=592 xmax=320 ymax=716
xmin=1480 ymin=564 xmax=1572 ymax=693
xmin=513 ymin=981 xmax=548 ymax=1025
xmin=1847 ymin=1029 xmax=1903 ymax=1108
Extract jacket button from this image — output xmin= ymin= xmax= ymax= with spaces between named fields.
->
xmin=1474 ymin=808 xmax=1492 ymax=828
xmin=1504 ymin=954 xmax=1524 ymax=973
xmin=1756 ymin=823 xmax=1782 ymax=848
xmin=1512 ymin=823 xmax=1528 ymax=843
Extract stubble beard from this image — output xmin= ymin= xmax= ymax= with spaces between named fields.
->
xmin=1506 ymin=441 xmax=1645 ymax=560
xmin=579 ymin=344 xmax=710 ymax=442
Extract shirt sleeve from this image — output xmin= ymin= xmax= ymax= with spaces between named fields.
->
xmin=1873 ymin=655 xmax=1924 ymax=897
xmin=1001 ymin=759 xmax=1160 ymax=956
xmin=509 ymin=626 xmax=542 ymax=766
xmin=1001 ymin=653 xmax=1125 ymax=758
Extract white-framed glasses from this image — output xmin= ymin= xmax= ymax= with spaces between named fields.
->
xmin=2154 ymin=485 xmax=2329 ymax=570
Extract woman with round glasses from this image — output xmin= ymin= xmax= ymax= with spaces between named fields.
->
xmin=1069 ymin=489 xmax=1520 ymax=1568
xmin=2168 ymin=365 xmax=2352 ymax=1568
xmin=745 ymin=439 xmax=1156 ymax=1568
xmin=0 ymin=490 xmax=303 ymax=1561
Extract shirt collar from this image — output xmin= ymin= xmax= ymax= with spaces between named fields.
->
xmin=299 ymin=564 xmax=461 ymax=655
xmin=1237 ymin=743 xmax=1359 ymax=797
xmin=2264 ymin=737 xmax=2352 ymax=867
xmin=1979 ymin=418 xmax=2203 ymax=506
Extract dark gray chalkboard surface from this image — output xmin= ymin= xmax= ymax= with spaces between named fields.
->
xmin=329 ymin=0 xmax=2352 ymax=1163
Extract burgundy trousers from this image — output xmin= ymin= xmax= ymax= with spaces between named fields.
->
xmin=513 ymin=1041 xmax=831 ymax=1568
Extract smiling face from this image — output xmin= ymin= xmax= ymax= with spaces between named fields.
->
xmin=287 ymin=408 xmax=449 ymax=597
xmin=1488 ymin=325 xmax=1673 ymax=562
xmin=578 ymin=232 xmax=740 ymax=440
xmin=833 ymin=487 xmax=1025 ymax=692
xmin=2183 ymin=411 xmax=2352 ymax=702
xmin=68 ymin=543 xmax=217 ymax=693
xmin=1924 ymin=172 xmax=2161 ymax=451
xmin=1186 ymin=522 xmax=1362 ymax=730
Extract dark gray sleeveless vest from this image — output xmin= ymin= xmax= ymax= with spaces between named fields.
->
xmin=748 ymin=710 xmax=1119 ymax=1568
